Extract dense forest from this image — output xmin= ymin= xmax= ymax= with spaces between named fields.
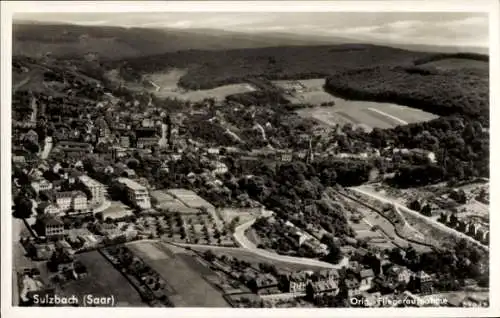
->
xmin=324 ymin=65 xmax=489 ymax=125
xmin=108 ymin=44 xmax=431 ymax=89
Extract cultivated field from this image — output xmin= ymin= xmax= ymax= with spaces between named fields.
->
xmin=282 ymin=79 xmax=439 ymax=131
xmin=151 ymin=190 xmax=199 ymax=214
xmin=127 ymin=241 xmax=230 ymax=307
xmin=334 ymin=191 xmax=433 ymax=252
xmin=56 ymin=251 xmax=144 ymax=306
xmin=143 ymin=69 xmax=256 ymax=101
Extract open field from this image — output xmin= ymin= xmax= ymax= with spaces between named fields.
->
xmin=127 ymin=241 xmax=230 ymax=307
xmin=287 ymin=79 xmax=439 ymax=131
xmin=57 ymin=251 xmax=144 ymax=306
xmin=151 ymin=190 xmax=199 ymax=214
xmin=273 ymin=79 xmax=337 ymax=105
xmin=167 ymin=188 xmax=216 ymax=211
xmin=142 ymin=69 xmax=256 ymax=101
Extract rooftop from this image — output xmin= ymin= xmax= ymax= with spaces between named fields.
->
xmin=117 ymin=177 xmax=147 ymax=191
xmin=360 ymin=269 xmax=375 ymax=279
xmin=344 ymin=277 xmax=360 ymax=289
xmin=78 ymin=175 xmax=104 ymax=187
xmin=38 ymin=215 xmax=64 ymax=227
xmin=311 ymin=280 xmax=338 ymax=293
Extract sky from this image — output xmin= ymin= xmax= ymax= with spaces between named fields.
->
xmin=14 ymin=12 xmax=489 ymax=48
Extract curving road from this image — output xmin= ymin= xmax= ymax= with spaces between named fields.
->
xmin=233 ymin=218 xmax=349 ymax=269
xmin=350 ymin=187 xmax=489 ymax=251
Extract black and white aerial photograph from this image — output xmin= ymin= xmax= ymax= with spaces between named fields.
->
xmin=1 ymin=1 xmax=498 ymax=317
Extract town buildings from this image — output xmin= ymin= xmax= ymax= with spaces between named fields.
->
xmin=344 ymin=277 xmax=361 ymax=297
xmin=31 ymin=178 xmax=53 ymax=194
xmin=359 ymin=268 xmax=375 ymax=291
xmin=414 ymin=271 xmax=434 ymax=294
xmin=35 ymin=215 xmax=65 ymax=239
xmin=54 ymin=191 xmax=88 ymax=214
xmin=78 ymin=175 xmax=106 ymax=205
xmin=117 ymin=177 xmax=151 ymax=210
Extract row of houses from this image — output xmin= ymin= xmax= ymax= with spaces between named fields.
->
xmin=439 ymin=212 xmax=489 ymax=244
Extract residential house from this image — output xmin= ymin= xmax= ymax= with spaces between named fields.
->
xmin=54 ymin=191 xmax=74 ymax=212
xmin=54 ymin=250 xmax=75 ymax=272
xmin=250 ymin=273 xmax=279 ymax=294
xmin=70 ymin=191 xmax=88 ymax=214
xmin=344 ymin=277 xmax=361 ymax=297
xmin=386 ymin=265 xmax=413 ymax=285
xmin=414 ymin=271 xmax=434 ymax=295
xmin=359 ymin=268 xmax=375 ymax=291
xmin=307 ymin=280 xmax=340 ymax=299
xmin=311 ymin=269 xmax=340 ymax=284
xmin=207 ymin=147 xmax=220 ymax=156
xmin=288 ymin=271 xmax=312 ymax=294
xmin=31 ymin=179 xmax=53 ymax=194
xmin=120 ymin=136 xmax=130 ymax=148
xmin=212 ymin=162 xmax=228 ymax=175
xmin=35 ymin=215 xmax=65 ymax=239
xmin=280 ymin=152 xmax=293 ymax=162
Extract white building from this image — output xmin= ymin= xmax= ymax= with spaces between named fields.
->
xmin=54 ymin=191 xmax=88 ymax=214
xmin=78 ymin=175 xmax=106 ymax=204
xmin=31 ymin=179 xmax=53 ymax=194
xmin=117 ymin=177 xmax=151 ymax=210
xmin=212 ymin=162 xmax=228 ymax=175
xmin=71 ymin=191 xmax=88 ymax=213
xmin=55 ymin=192 xmax=73 ymax=211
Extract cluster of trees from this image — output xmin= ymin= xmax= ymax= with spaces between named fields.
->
xmin=388 ymin=239 xmax=488 ymax=291
xmin=226 ymin=90 xmax=290 ymax=107
xmin=407 ymin=200 xmax=432 ymax=217
xmin=325 ymin=65 xmax=488 ymax=125
xmin=369 ymin=115 xmax=489 ymax=187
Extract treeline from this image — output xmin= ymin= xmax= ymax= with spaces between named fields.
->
xmin=413 ymin=52 xmax=489 ymax=65
xmin=325 ymin=66 xmax=489 ymax=125
xmin=225 ymin=90 xmax=290 ymax=106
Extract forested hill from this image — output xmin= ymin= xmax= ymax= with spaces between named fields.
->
xmin=108 ymin=44 xmax=434 ymax=89
xmin=12 ymin=22 xmax=343 ymax=60
xmin=324 ymin=61 xmax=489 ymax=125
